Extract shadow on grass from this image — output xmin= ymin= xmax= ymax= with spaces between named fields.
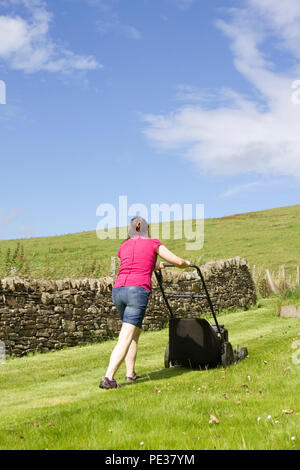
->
xmin=122 ymin=365 xmax=205 ymax=386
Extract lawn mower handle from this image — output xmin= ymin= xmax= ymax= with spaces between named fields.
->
xmin=160 ymin=263 xmax=222 ymax=335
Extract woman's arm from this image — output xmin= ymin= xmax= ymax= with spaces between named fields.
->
xmin=156 ymin=245 xmax=190 ymax=269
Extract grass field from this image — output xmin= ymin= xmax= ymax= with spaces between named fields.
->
xmin=1 ymin=204 xmax=300 ymax=279
xmin=0 ymin=296 xmax=299 ymax=450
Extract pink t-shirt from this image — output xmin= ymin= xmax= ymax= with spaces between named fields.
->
xmin=113 ymin=236 xmax=163 ymax=292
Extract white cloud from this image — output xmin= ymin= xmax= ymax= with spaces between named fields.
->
xmin=0 ymin=16 xmax=28 ymax=56
xmin=175 ymin=84 xmax=215 ymax=102
xmin=174 ymin=84 xmax=249 ymax=104
xmin=68 ymin=0 xmax=141 ymax=40
xmin=17 ymin=224 xmax=35 ymax=237
xmin=96 ymin=15 xmax=141 ymax=40
xmin=121 ymin=25 xmax=141 ymax=40
xmin=142 ymin=0 xmax=300 ymax=178
xmin=219 ymin=176 xmax=298 ymax=199
xmin=250 ymin=0 xmax=300 ymax=59
xmin=0 ymin=0 xmax=101 ymax=73
xmin=0 ymin=208 xmax=19 ymax=232
xmin=175 ymin=0 xmax=193 ymax=11
xmin=220 ymin=181 xmax=262 ymax=199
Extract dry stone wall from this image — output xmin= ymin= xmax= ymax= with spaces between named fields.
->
xmin=0 ymin=257 xmax=256 ymax=357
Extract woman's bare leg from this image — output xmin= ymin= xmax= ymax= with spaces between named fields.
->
xmin=105 ymin=323 xmax=138 ymax=380
xmin=125 ymin=327 xmax=141 ymax=377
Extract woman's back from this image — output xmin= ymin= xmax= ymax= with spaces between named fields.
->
xmin=113 ymin=236 xmax=162 ymax=292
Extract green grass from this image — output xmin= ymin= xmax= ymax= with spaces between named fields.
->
xmin=1 ymin=204 xmax=300 ymax=279
xmin=0 ymin=296 xmax=299 ymax=450
xmin=276 ymin=287 xmax=300 ymax=308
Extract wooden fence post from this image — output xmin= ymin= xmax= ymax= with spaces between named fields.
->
xmin=279 ymin=265 xmax=285 ymax=281
xmin=266 ymin=269 xmax=280 ymax=294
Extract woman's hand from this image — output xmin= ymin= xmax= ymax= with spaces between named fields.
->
xmin=155 ymin=261 xmax=165 ymax=270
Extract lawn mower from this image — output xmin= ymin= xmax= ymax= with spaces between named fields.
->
xmin=154 ymin=264 xmax=248 ymax=369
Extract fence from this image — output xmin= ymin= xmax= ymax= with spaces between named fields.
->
xmin=252 ymin=264 xmax=300 ymax=296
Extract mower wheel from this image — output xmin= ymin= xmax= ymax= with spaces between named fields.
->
xmin=164 ymin=343 xmax=170 ymax=368
xmin=221 ymin=342 xmax=234 ymax=367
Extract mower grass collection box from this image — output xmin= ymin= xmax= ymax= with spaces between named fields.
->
xmin=154 ymin=264 xmax=248 ymax=369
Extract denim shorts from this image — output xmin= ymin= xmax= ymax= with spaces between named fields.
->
xmin=112 ymin=286 xmax=151 ymax=328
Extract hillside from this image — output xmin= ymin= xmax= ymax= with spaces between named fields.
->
xmin=0 ymin=204 xmax=299 ymax=279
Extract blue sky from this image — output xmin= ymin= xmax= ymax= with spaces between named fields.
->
xmin=0 ymin=0 xmax=300 ymax=239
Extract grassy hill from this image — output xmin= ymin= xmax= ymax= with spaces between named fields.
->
xmin=0 ymin=204 xmax=300 ymax=280
xmin=0 ymin=296 xmax=299 ymax=450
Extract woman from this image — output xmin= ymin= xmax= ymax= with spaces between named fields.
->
xmin=99 ymin=216 xmax=190 ymax=389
